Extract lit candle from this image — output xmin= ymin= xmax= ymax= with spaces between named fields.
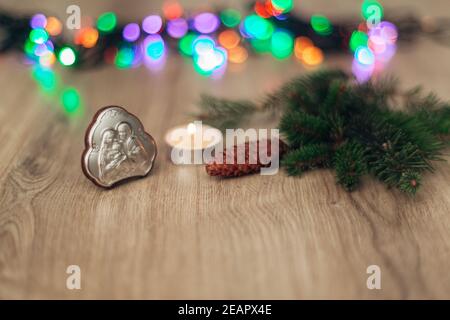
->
xmin=164 ymin=121 xmax=222 ymax=164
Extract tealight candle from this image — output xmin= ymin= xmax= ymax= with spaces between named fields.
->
xmin=164 ymin=121 xmax=222 ymax=164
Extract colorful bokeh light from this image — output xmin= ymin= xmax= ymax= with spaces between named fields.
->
xmin=75 ymin=27 xmax=99 ymax=48
xmin=193 ymin=36 xmax=215 ymax=57
xmin=251 ymin=38 xmax=271 ymax=53
xmin=39 ymin=51 xmax=56 ymax=67
xmin=355 ymin=46 xmax=375 ymax=65
xmin=32 ymin=66 xmax=57 ymax=91
xmin=194 ymin=13 xmax=220 ymax=34
xmin=167 ymin=18 xmax=188 ymax=38
xmin=45 ymin=17 xmax=62 ymax=36
xmin=255 ymin=1 xmax=272 ymax=19
xmin=218 ymin=30 xmax=240 ymax=50
xmin=311 ymin=15 xmax=333 ymax=36
xmin=142 ymin=15 xmax=162 ymax=34
xmin=115 ymin=47 xmax=135 ymax=69
xmin=30 ymin=14 xmax=47 ymax=29
xmin=123 ymin=23 xmax=141 ymax=42
xmin=271 ymin=0 xmax=294 ymax=14
xmin=220 ymin=9 xmax=241 ymax=28
xmin=58 ymin=47 xmax=76 ymax=66
xmin=294 ymin=36 xmax=313 ymax=60
xmin=97 ymin=12 xmax=117 ymax=33
xmin=243 ymin=15 xmax=274 ymax=40
xmin=349 ymin=31 xmax=368 ymax=52
xmin=192 ymin=36 xmax=227 ymax=76
xmin=61 ymin=87 xmax=81 ymax=113
xmin=29 ymin=28 xmax=49 ymax=44
xmin=302 ymin=46 xmax=324 ymax=66
xmin=179 ymin=33 xmax=197 ymax=56
xmin=271 ymin=29 xmax=294 ymax=59
xmin=163 ymin=0 xmax=183 ymax=20
xmin=228 ymin=46 xmax=248 ymax=64
xmin=144 ymin=34 xmax=166 ymax=60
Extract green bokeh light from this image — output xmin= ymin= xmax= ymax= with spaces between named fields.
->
xmin=271 ymin=30 xmax=294 ymax=59
xmin=311 ymin=15 xmax=333 ymax=36
xmin=271 ymin=0 xmax=294 ymax=13
xmin=115 ymin=47 xmax=135 ymax=68
xmin=349 ymin=31 xmax=369 ymax=52
xmin=179 ymin=33 xmax=197 ymax=56
xmin=61 ymin=87 xmax=81 ymax=113
xmin=29 ymin=28 xmax=49 ymax=44
xmin=220 ymin=9 xmax=241 ymax=28
xmin=24 ymin=39 xmax=36 ymax=56
xmin=97 ymin=12 xmax=117 ymax=33
xmin=244 ymin=15 xmax=274 ymax=40
xmin=32 ymin=66 xmax=57 ymax=92
xmin=251 ymin=39 xmax=271 ymax=53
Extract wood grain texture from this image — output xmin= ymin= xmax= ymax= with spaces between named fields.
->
xmin=1 ymin=0 xmax=450 ymax=299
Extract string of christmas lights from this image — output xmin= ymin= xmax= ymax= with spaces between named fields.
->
xmin=0 ymin=0 xmax=403 ymax=76
xmin=2 ymin=0 xmax=443 ymax=114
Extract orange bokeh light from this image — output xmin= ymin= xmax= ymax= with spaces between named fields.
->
xmin=228 ymin=46 xmax=248 ymax=64
xmin=163 ymin=1 xmax=183 ymax=20
xmin=75 ymin=27 xmax=99 ymax=48
xmin=218 ymin=30 xmax=241 ymax=50
xmin=254 ymin=1 xmax=271 ymax=18
xmin=294 ymin=36 xmax=313 ymax=60
xmin=302 ymin=46 xmax=324 ymax=66
xmin=45 ymin=16 xmax=62 ymax=36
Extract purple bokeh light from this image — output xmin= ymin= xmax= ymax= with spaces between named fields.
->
xmin=142 ymin=15 xmax=163 ymax=34
xmin=143 ymin=35 xmax=167 ymax=72
xmin=123 ymin=23 xmax=141 ymax=42
xmin=352 ymin=59 xmax=375 ymax=83
xmin=193 ymin=12 xmax=220 ymax=34
xmin=30 ymin=14 xmax=47 ymax=29
xmin=167 ymin=18 xmax=188 ymax=38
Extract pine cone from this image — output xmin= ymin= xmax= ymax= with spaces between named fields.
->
xmin=205 ymin=139 xmax=288 ymax=177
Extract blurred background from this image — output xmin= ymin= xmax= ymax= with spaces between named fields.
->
xmin=1 ymin=0 xmax=450 ymax=127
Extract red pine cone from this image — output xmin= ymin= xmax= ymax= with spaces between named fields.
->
xmin=205 ymin=139 xmax=287 ymax=177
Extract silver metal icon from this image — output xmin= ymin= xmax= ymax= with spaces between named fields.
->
xmin=82 ymin=106 xmax=157 ymax=188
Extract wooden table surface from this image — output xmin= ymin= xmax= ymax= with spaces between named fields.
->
xmin=1 ymin=0 xmax=450 ymax=299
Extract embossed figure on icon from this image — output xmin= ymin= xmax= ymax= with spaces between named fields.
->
xmin=98 ymin=123 xmax=149 ymax=185
xmin=117 ymin=122 xmax=148 ymax=164
xmin=98 ymin=129 xmax=127 ymax=183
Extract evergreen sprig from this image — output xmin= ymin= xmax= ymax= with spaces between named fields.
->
xmin=196 ymin=94 xmax=258 ymax=130
xmin=197 ymin=69 xmax=450 ymax=194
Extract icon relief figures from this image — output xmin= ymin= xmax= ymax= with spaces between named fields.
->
xmin=82 ymin=106 xmax=157 ymax=188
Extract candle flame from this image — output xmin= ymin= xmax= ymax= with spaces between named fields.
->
xmin=187 ymin=122 xmax=197 ymax=135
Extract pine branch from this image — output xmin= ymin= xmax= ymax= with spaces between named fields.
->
xmin=195 ymin=94 xmax=258 ymax=130
xmin=282 ymin=143 xmax=331 ymax=176
xmin=279 ymin=110 xmax=329 ymax=148
xmin=199 ymin=69 xmax=450 ymax=195
xmin=262 ymin=69 xmax=348 ymax=112
xmin=334 ymin=141 xmax=367 ymax=191
xmin=398 ymin=170 xmax=421 ymax=195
